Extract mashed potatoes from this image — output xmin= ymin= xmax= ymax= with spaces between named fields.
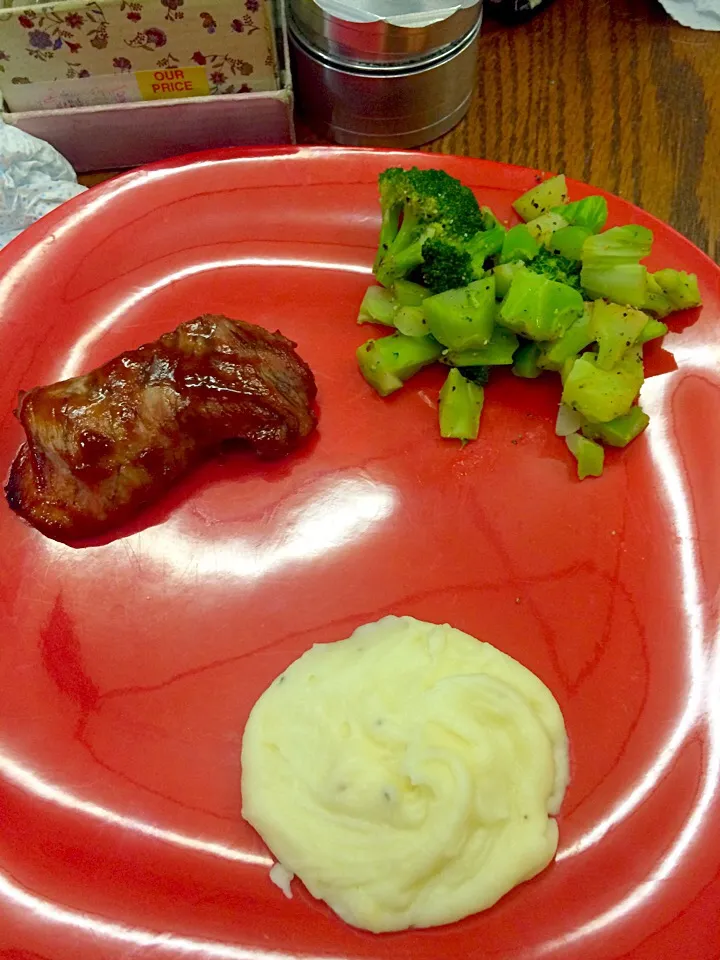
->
xmin=241 ymin=616 xmax=569 ymax=933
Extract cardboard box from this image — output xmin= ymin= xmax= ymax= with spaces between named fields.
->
xmin=1 ymin=0 xmax=294 ymax=171
xmin=0 ymin=0 xmax=280 ymax=112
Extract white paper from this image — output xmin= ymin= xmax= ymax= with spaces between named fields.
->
xmin=658 ymin=0 xmax=720 ymax=30
xmin=0 ymin=123 xmax=86 ymax=250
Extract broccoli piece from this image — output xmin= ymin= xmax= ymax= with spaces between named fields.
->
xmin=357 ymin=333 xmax=443 ymax=396
xmin=581 ymin=406 xmax=650 ymax=447
xmin=525 ymin=212 xmax=569 ymax=247
xmin=652 ymin=269 xmax=702 ymax=311
xmin=438 ymin=368 xmax=485 ymax=441
xmin=421 ymin=226 xmax=505 ymax=294
xmin=500 ymin=225 xmax=539 ymax=264
xmin=499 ymin=269 xmax=584 ymax=341
xmin=525 ymin=249 xmax=582 ymax=291
xmin=373 ymin=167 xmax=485 ymax=288
xmin=549 ymin=225 xmax=592 ymax=261
xmin=566 ymin=433 xmax=605 ymax=479
xmin=513 ymin=174 xmax=568 ymax=221
xmin=552 ymin=196 xmax=608 ymax=233
xmin=423 ymin=277 xmax=496 ymax=350
xmin=420 ymin=237 xmax=476 ymax=293
xmin=512 ymin=341 xmax=543 ymax=379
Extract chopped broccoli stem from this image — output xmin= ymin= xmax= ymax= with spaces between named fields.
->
xmin=581 ymin=405 xmax=650 ymax=447
xmin=652 ymin=269 xmax=702 ymax=310
xmin=357 ymin=333 xmax=443 ymax=396
xmin=394 ymin=305 xmax=429 ymax=337
xmin=393 ymin=279 xmax=431 ymax=307
xmin=499 ymin=269 xmax=584 ymax=341
xmin=561 ymin=345 xmax=644 ymax=423
xmin=423 ymin=277 xmax=496 ymax=351
xmin=445 ymin=326 xmax=520 ymax=367
xmin=593 ymin=300 xmax=649 ymax=371
xmin=566 ymin=433 xmax=604 ymax=479
xmin=500 ymin=224 xmax=539 ymax=264
xmin=537 ymin=303 xmax=596 ymax=370
xmin=438 ymin=368 xmax=485 ymax=441
xmin=513 ymin=174 xmax=568 ymax=221
xmin=581 ymin=263 xmax=649 ymax=308
xmin=636 ymin=318 xmax=668 ymax=344
xmin=358 ymin=285 xmax=397 ymax=326
xmin=525 ymin=212 xmax=569 ymax=246
xmin=512 ymin=341 xmax=544 ymax=378
xmin=552 ymin=196 xmax=608 ymax=233
xmin=643 ymin=274 xmax=673 ymax=318
xmin=549 ymin=225 xmax=592 ymax=261
xmin=494 ymin=261 xmax=525 ymax=298
xmin=582 ymin=224 xmax=654 ymax=265
xmin=468 ymin=225 xmax=506 ymax=262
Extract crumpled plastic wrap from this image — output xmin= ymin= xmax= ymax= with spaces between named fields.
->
xmin=0 ymin=123 xmax=86 ymax=250
xmin=659 ymin=0 xmax=720 ymax=30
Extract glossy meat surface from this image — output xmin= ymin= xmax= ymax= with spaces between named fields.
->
xmin=5 ymin=315 xmax=317 ymax=542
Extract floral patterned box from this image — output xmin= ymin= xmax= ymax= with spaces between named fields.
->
xmin=0 ymin=0 xmax=280 ymax=112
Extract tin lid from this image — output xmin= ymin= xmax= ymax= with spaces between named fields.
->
xmin=288 ymin=0 xmax=482 ymax=64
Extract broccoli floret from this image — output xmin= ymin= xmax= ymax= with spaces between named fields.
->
xmin=421 ymin=226 xmax=505 ymax=294
xmin=526 ymin=249 xmax=582 ymax=291
xmin=373 ymin=167 xmax=484 ymax=288
xmin=420 ymin=237 xmax=476 ymax=293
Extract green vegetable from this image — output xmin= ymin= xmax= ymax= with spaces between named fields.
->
xmin=552 ymin=196 xmax=608 ymax=233
xmin=357 ymin=333 xmax=443 ymax=396
xmin=537 ymin=304 xmax=596 ymax=370
xmin=642 ymin=274 xmax=673 ymax=318
xmin=499 ymin=224 xmax=539 ymax=264
xmin=636 ymin=317 xmax=668 ymax=344
xmin=582 ymin=224 xmax=653 ymax=264
xmin=513 ymin=174 xmax=568 ymax=221
xmin=373 ymin=167 xmax=484 ymax=287
xmin=593 ymin=300 xmax=649 ymax=370
xmin=581 ymin=405 xmax=650 ymax=447
xmin=494 ymin=261 xmax=525 ymax=298
xmin=581 ymin=264 xmax=649 ymax=308
xmin=549 ymin=225 xmax=592 ymax=261
xmin=499 ymin=269 xmax=584 ymax=341
xmin=358 ymin=285 xmax=397 ymax=326
xmin=445 ymin=326 xmax=520 ymax=367
xmin=423 ymin=277 xmax=496 ymax=350
xmin=438 ymin=368 xmax=484 ymax=441
xmin=393 ymin=279 xmax=431 ymax=306
xmin=394 ymin=305 xmax=429 ymax=336
xmin=526 ymin=248 xmax=582 ymax=292
xmin=652 ymin=269 xmax=702 ymax=311
xmin=525 ymin=212 xmax=569 ymax=246
xmin=580 ymin=225 xmax=653 ymax=307
xmin=420 ymin=226 xmax=505 ymax=294
xmin=561 ymin=345 xmax=644 ymax=423
xmin=512 ymin=341 xmax=543 ymax=378
xmin=566 ymin=433 xmax=605 ymax=479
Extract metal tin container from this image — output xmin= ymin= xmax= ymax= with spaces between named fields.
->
xmin=289 ymin=6 xmax=481 ymax=147
xmin=289 ymin=0 xmax=481 ymax=64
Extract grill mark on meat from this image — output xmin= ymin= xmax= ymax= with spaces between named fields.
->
xmin=5 ymin=315 xmax=318 ymax=543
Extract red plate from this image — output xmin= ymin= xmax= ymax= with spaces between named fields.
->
xmin=1 ymin=147 xmax=719 ymax=960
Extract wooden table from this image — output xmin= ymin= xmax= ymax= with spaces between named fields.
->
xmin=80 ymin=0 xmax=720 ymax=260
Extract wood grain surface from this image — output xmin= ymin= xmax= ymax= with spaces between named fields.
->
xmin=80 ymin=0 xmax=720 ymax=260
xmin=427 ymin=0 xmax=719 ymax=261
